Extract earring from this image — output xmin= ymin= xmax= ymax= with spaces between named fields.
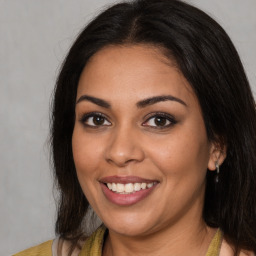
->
xmin=214 ymin=161 xmax=220 ymax=183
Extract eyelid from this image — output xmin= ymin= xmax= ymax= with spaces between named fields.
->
xmin=79 ymin=112 xmax=111 ymax=127
xmin=142 ymin=112 xmax=177 ymax=128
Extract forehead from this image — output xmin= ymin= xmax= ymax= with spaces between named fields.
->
xmin=77 ymin=44 xmax=197 ymax=107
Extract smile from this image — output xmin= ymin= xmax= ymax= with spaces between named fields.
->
xmin=106 ymin=182 xmax=157 ymax=194
xmin=100 ymin=176 xmax=159 ymax=206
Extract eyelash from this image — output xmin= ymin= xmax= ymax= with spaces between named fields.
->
xmin=142 ymin=112 xmax=177 ymax=129
xmin=79 ymin=112 xmax=111 ymax=128
xmin=79 ymin=112 xmax=177 ymax=129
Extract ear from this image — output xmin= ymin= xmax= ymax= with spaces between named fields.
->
xmin=208 ymin=142 xmax=227 ymax=171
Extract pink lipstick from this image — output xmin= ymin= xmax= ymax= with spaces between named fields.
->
xmin=99 ymin=176 xmax=158 ymax=206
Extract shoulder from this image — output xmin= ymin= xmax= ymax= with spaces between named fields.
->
xmin=13 ymin=240 xmax=53 ymax=256
xmin=12 ymin=238 xmax=80 ymax=256
xmin=79 ymin=225 xmax=107 ymax=255
xmin=220 ymin=239 xmax=255 ymax=256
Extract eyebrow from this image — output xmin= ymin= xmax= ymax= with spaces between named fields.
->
xmin=136 ymin=95 xmax=187 ymax=108
xmin=76 ymin=94 xmax=187 ymax=108
xmin=76 ymin=95 xmax=111 ymax=108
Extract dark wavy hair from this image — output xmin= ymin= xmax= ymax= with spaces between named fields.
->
xmin=50 ymin=0 xmax=256 ymax=254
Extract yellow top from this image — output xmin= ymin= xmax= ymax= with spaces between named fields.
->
xmin=206 ymin=229 xmax=223 ymax=256
xmin=79 ymin=226 xmax=106 ymax=256
xmin=13 ymin=240 xmax=53 ymax=256
xmin=13 ymin=226 xmax=223 ymax=256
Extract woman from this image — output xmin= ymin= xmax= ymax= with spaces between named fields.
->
xmin=14 ymin=0 xmax=256 ymax=255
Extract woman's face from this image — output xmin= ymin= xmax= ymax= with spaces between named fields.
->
xmin=72 ymin=45 xmax=217 ymax=237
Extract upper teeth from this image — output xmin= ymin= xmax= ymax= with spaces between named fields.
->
xmin=107 ymin=182 xmax=156 ymax=194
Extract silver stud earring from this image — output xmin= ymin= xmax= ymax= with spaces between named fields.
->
xmin=214 ymin=161 xmax=220 ymax=183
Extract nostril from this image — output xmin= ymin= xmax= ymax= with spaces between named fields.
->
xmin=104 ymin=132 xmax=145 ymax=166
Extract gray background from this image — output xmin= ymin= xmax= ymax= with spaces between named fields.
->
xmin=0 ymin=0 xmax=255 ymax=255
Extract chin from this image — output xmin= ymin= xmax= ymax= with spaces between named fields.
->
xmin=102 ymin=213 xmax=158 ymax=237
xmin=109 ymin=224 xmax=151 ymax=237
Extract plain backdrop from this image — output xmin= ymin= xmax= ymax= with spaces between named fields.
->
xmin=0 ymin=0 xmax=255 ymax=255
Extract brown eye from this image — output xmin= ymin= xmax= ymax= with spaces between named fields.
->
xmin=148 ymin=116 xmax=170 ymax=127
xmin=93 ymin=116 xmax=105 ymax=125
xmin=143 ymin=113 xmax=177 ymax=129
xmin=154 ymin=117 xmax=168 ymax=126
xmin=81 ymin=113 xmax=111 ymax=127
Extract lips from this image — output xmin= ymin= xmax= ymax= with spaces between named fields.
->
xmin=99 ymin=176 xmax=159 ymax=206
xmin=107 ymin=182 xmax=157 ymax=193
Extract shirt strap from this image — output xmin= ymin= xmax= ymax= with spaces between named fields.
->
xmin=206 ymin=229 xmax=223 ymax=256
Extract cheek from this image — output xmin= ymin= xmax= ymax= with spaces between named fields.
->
xmin=147 ymin=133 xmax=210 ymax=216
xmin=72 ymin=126 xmax=104 ymax=205
xmin=146 ymin=126 xmax=210 ymax=183
xmin=72 ymin=126 xmax=103 ymax=174
xmin=72 ymin=126 xmax=107 ymax=208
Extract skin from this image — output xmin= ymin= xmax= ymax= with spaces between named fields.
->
xmin=72 ymin=44 xmax=226 ymax=256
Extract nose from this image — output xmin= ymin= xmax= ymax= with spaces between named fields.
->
xmin=105 ymin=126 xmax=145 ymax=167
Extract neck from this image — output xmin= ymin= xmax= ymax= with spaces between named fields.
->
xmin=103 ymin=218 xmax=217 ymax=256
